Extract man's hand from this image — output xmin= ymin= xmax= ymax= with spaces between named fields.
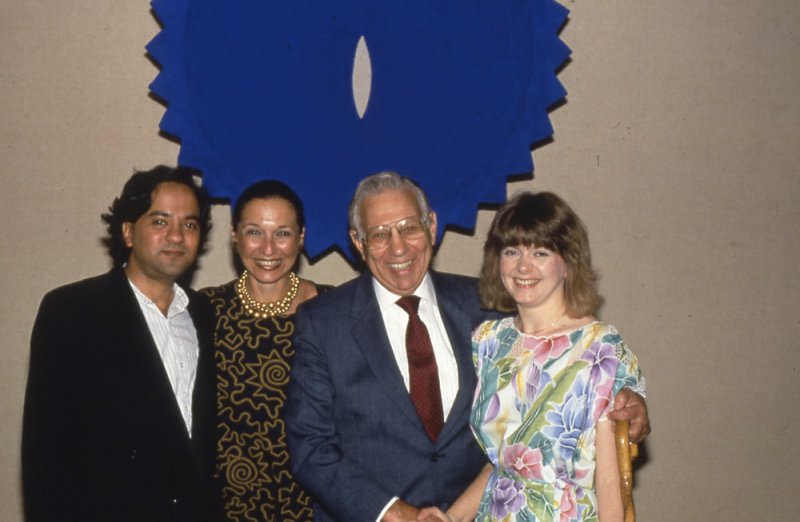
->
xmin=417 ymin=506 xmax=451 ymax=522
xmin=608 ymin=388 xmax=651 ymax=443
xmin=382 ymin=499 xmax=420 ymax=522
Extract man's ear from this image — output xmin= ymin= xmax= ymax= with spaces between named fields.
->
xmin=122 ymin=222 xmax=134 ymax=248
xmin=349 ymin=229 xmax=366 ymax=260
xmin=427 ymin=212 xmax=438 ymax=247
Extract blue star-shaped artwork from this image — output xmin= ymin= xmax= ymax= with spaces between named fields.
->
xmin=147 ymin=0 xmax=570 ymax=260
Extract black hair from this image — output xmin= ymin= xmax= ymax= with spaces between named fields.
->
xmin=101 ymin=165 xmax=212 ymax=267
xmin=231 ymin=179 xmax=305 ymax=230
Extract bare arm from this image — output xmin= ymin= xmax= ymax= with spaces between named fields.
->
xmin=446 ymin=463 xmax=493 ymax=522
xmin=595 ymin=420 xmax=623 ymax=522
xmin=416 ymin=463 xmax=492 ymax=522
xmin=607 ymin=388 xmax=650 ymax=443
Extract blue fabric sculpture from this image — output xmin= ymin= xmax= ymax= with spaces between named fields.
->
xmin=148 ymin=0 xmax=570 ymax=260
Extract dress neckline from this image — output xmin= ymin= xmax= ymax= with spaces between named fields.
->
xmin=508 ymin=316 xmax=600 ymax=339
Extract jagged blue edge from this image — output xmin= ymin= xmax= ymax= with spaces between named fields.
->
xmin=147 ymin=0 xmax=571 ymax=257
xmin=148 ymin=0 xmax=228 ymax=184
xmin=430 ymin=0 xmax=571 ymax=238
xmin=496 ymin=0 xmax=571 ymax=185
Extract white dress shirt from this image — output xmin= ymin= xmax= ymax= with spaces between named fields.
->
xmin=372 ymin=272 xmax=460 ymax=421
xmin=129 ymin=280 xmax=199 ymax=435
xmin=373 ymin=273 xmax=461 ymax=521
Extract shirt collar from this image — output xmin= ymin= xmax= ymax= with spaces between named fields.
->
xmin=372 ymin=272 xmax=438 ymax=309
xmin=128 ymin=279 xmax=189 ymax=318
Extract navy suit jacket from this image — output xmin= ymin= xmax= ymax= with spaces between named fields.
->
xmin=286 ymin=271 xmax=498 ymax=521
xmin=22 ymin=268 xmax=220 ymax=522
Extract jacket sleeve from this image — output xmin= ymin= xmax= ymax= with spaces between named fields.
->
xmin=22 ymin=290 xmax=91 ymax=521
xmin=286 ymin=306 xmax=395 ymax=522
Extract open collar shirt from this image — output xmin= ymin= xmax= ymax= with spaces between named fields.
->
xmin=128 ymin=279 xmax=199 ymax=435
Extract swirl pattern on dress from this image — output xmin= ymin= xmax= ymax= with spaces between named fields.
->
xmin=202 ymin=281 xmax=313 ymax=522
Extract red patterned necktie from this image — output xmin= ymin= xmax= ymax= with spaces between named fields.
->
xmin=396 ymin=295 xmax=444 ymax=441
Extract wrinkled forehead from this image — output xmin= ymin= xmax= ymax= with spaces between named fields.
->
xmin=361 ymin=188 xmax=424 ymax=227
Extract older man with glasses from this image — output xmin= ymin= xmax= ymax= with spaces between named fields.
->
xmin=286 ymin=171 xmax=650 ymax=522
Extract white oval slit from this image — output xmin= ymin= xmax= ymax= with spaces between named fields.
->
xmin=352 ymin=36 xmax=372 ymax=119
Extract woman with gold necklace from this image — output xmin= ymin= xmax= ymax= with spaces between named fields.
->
xmin=201 ymin=180 xmax=328 ymax=521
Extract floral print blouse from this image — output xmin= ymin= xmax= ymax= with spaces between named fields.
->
xmin=470 ymin=318 xmax=645 ymax=521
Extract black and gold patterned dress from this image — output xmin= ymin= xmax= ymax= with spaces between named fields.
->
xmin=201 ymin=281 xmax=325 ymax=522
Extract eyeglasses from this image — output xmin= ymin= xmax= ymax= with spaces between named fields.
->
xmin=362 ymin=216 xmax=429 ymax=249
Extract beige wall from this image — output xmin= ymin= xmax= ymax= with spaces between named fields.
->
xmin=2 ymin=1 xmax=798 ymax=520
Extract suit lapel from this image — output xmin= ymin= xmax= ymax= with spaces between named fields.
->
xmin=187 ymin=290 xmax=218 ymax=476
xmin=430 ymin=273 xmax=478 ymax=445
xmin=349 ymin=274 xmax=426 ymax=433
xmin=106 ymin=269 xmax=195 ymax=449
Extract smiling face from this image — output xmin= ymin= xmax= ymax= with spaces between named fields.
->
xmin=122 ymin=182 xmax=201 ymax=289
xmin=499 ymin=244 xmax=568 ymax=312
xmin=234 ymin=196 xmax=304 ymax=287
xmin=351 ymin=188 xmax=437 ymax=296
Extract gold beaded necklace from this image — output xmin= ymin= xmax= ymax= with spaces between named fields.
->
xmin=236 ymin=270 xmax=299 ymax=318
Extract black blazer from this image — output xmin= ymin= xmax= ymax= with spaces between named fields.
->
xmin=286 ymin=271 xmax=498 ymax=521
xmin=22 ymin=268 xmax=220 ymax=522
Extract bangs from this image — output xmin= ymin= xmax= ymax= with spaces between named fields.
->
xmin=492 ymin=200 xmax=559 ymax=252
xmin=494 ymin=225 xmax=556 ymax=251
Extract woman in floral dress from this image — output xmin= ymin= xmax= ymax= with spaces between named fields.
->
xmin=420 ymin=192 xmax=645 ymax=522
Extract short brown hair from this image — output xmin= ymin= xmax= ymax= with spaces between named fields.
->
xmin=478 ymin=191 xmax=602 ymax=316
